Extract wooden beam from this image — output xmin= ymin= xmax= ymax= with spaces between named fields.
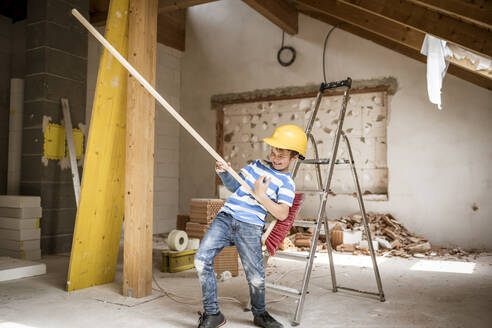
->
xmin=89 ymin=0 xmax=110 ymax=26
xmin=296 ymin=0 xmax=491 ymax=82
xmin=157 ymin=9 xmax=186 ymax=51
xmin=124 ymin=0 xmax=158 ymax=298
xmin=67 ymin=0 xmax=129 ymax=292
xmin=338 ymin=0 xmax=492 ymax=58
xmin=243 ymin=0 xmax=299 ymax=35
xmin=406 ymin=0 xmax=492 ymax=30
xmin=158 ymin=0 xmax=219 ymax=13
xmin=90 ymin=0 xmax=110 ymax=13
xmin=296 ymin=1 xmax=424 ymax=52
xmin=301 ymin=9 xmax=492 ymax=91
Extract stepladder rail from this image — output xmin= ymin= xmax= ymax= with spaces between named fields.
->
xmin=70 ymin=8 xmax=261 ymax=203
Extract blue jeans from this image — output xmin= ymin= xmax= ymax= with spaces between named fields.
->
xmin=194 ymin=212 xmax=266 ymax=316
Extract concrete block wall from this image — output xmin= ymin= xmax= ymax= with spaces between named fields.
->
xmin=154 ymin=43 xmax=182 ymax=234
xmin=0 ymin=15 xmax=12 ymax=195
xmin=87 ymin=36 xmax=182 ymax=236
xmin=22 ymin=0 xmax=88 ymax=254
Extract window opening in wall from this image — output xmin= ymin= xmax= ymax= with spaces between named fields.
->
xmin=214 ymin=83 xmax=392 ymax=204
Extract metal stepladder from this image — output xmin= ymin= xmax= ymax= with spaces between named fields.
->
xmin=265 ymin=78 xmax=385 ymax=326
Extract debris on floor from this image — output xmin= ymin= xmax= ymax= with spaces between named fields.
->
xmin=289 ymin=213 xmax=481 ymax=259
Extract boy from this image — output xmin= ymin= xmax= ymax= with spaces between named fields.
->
xmin=195 ymin=124 xmax=307 ymax=328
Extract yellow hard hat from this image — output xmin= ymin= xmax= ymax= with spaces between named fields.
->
xmin=263 ymin=124 xmax=307 ymax=156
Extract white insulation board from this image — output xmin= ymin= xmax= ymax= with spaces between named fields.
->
xmin=0 ymin=207 xmax=42 ymax=219
xmin=0 ymin=196 xmax=41 ymax=208
xmin=0 ymin=256 xmax=46 ymax=281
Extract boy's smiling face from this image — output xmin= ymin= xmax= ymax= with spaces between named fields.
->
xmin=269 ymin=147 xmax=297 ymax=172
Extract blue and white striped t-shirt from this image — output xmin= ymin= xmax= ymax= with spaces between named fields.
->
xmin=220 ymin=160 xmax=295 ymax=226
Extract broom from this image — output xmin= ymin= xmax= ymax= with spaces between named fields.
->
xmin=263 ymin=193 xmax=304 ymax=256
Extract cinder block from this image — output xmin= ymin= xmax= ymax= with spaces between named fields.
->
xmin=39 ymin=208 xmax=76 ymax=235
xmin=27 ymin=0 xmax=47 ymax=24
xmin=28 ymin=0 xmax=87 ymax=32
xmin=0 ymin=248 xmax=41 ymax=260
xmin=0 ymin=207 xmax=42 ymax=219
xmin=26 ymin=21 xmax=87 ymax=58
xmin=21 ymin=155 xmax=74 ymax=183
xmin=0 ymin=217 xmax=40 ymax=230
xmin=0 ymin=228 xmax=41 ymax=241
xmin=23 ymin=100 xmax=85 ymax=129
xmin=0 ymin=238 xmax=40 ymax=251
xmin=26 ymin=47 xmax=87 ymax=81
xmin=0 ymin=196 xmax=41 ymax=208
xmin=157 ymin=162 xmax=179 ymax=178
xmin=39 ymin=183 xmax=77 ymax=210
xmin=25 ymin=74 xmax=86 ymax=110
xmin=41 ymin=233 xmax=73 ymax=254
xmin=21 ymin=128 xmax=43 ymax=155
xmin=157 ymin=135 xmax=179 ymax=151
xmin=0 ymin=16 xmax=11 ymax=38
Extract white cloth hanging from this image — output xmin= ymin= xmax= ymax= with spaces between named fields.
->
xmin=420 ymin=34 xmax=450 ymax=110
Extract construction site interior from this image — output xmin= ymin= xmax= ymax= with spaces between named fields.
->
xmin=0 ymin=1 xmax=491 ymax=327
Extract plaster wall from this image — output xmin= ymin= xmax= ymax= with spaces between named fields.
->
xmin=180 ymin=0 xmax=492 ymax=248
xmin=87 ymin=32 xmax=181 ymax=235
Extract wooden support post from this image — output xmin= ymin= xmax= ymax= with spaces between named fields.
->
xmin=123 ymin=0 xmax=158 ymax=298
xmin=67 ymin=0 xmax=129 ymax=291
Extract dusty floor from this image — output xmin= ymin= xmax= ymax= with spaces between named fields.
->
xmin=1 ymin=250 xmax=491 ymax=328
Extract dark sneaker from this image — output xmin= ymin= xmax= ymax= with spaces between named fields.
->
xmin=197 ymin=311 xmax=226 ymax=328
xmin=254 ymin=311 xmax=283 ymax=328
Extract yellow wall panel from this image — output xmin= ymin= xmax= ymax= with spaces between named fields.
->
xmin=44 ymin=124 xmax=66 ymax=160
xmin=67 ymin=0 xmax=129 ymax=291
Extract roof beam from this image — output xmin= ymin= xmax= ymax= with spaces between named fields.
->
xmin=337 ymin=0 xmax=492 ymax=58
xmin=158 ymin=0 xmax=219 ymax=13
xmin=157 ymin=9 xmax=186 ymax=51
xmin=243 ymin=0 xmax=299 ymax=35
xmin=406 ymin=0 xmax=492 ymax=30
xmin=89 ymin=0 xmax=188 ymax=51
xmin=297 ymin=5 xmax=492 ymax=90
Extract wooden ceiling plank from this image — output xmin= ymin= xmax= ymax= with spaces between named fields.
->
xmin=338 ymin=0 xmax=492 ymax=58
xmin=296 ymin=0 xmax=424 ymax=50
xmin=299 ymin=9 xmax=492 ymax=91
xmin=406 ymin=0 xmax=492 ymax=30
xmin=158 ymin=0 xmax=219 ymax=13
xmin=296 ymin=0 xmax=491 ymax=82
xmin=243 ymin=0 xmax=299 ymax=35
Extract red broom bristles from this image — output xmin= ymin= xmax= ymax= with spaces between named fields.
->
xmin=265 ymin=193 xmax=305 ymax=256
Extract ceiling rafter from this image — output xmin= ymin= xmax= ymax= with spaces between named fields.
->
xmin=158 ymin=0 xmax=219 ymax=14
xmin=294 ymin=0 xmax=491 ymax=90
xmin=406 ymin=0 xmax=492 ymax=30
xmin=90 ymin=0 xmax=200 ymax=51
xmin=337 ymin=0 xmax=492 ymax=58
xmin=157 ymin=9 xmax=186 ymax=51
xmin=301 ymin=9 xmax=491 ymax=91
xmin=243 ymin=0 xmax=299 ymax=35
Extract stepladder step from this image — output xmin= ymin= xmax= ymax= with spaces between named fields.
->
xmin=274 ymin=251 xmax=314 ymax=261
xmin=266 ymin=282 xmax=302 ymax=297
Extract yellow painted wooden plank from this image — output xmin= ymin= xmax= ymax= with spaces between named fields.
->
xmin=67 ymin=0 xmax=129 ymax=291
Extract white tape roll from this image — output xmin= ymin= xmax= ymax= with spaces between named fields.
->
xmin=187 ymin=238 xmax=200 ymax=250
xmin=168 ymin=230 xmax=189 ymax=251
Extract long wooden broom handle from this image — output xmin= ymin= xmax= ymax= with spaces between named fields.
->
xmin=71 ymin=9 xmax=260 ymax=202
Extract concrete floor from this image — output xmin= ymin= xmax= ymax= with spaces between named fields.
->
xmin=1 ymin=251 xmax=491 ymax=328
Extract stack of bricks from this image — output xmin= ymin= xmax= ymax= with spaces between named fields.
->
xmin=0 ymin=196 xmax=42 ymax=260
xmin=185 ymin=198 xmax=239 ymax=276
